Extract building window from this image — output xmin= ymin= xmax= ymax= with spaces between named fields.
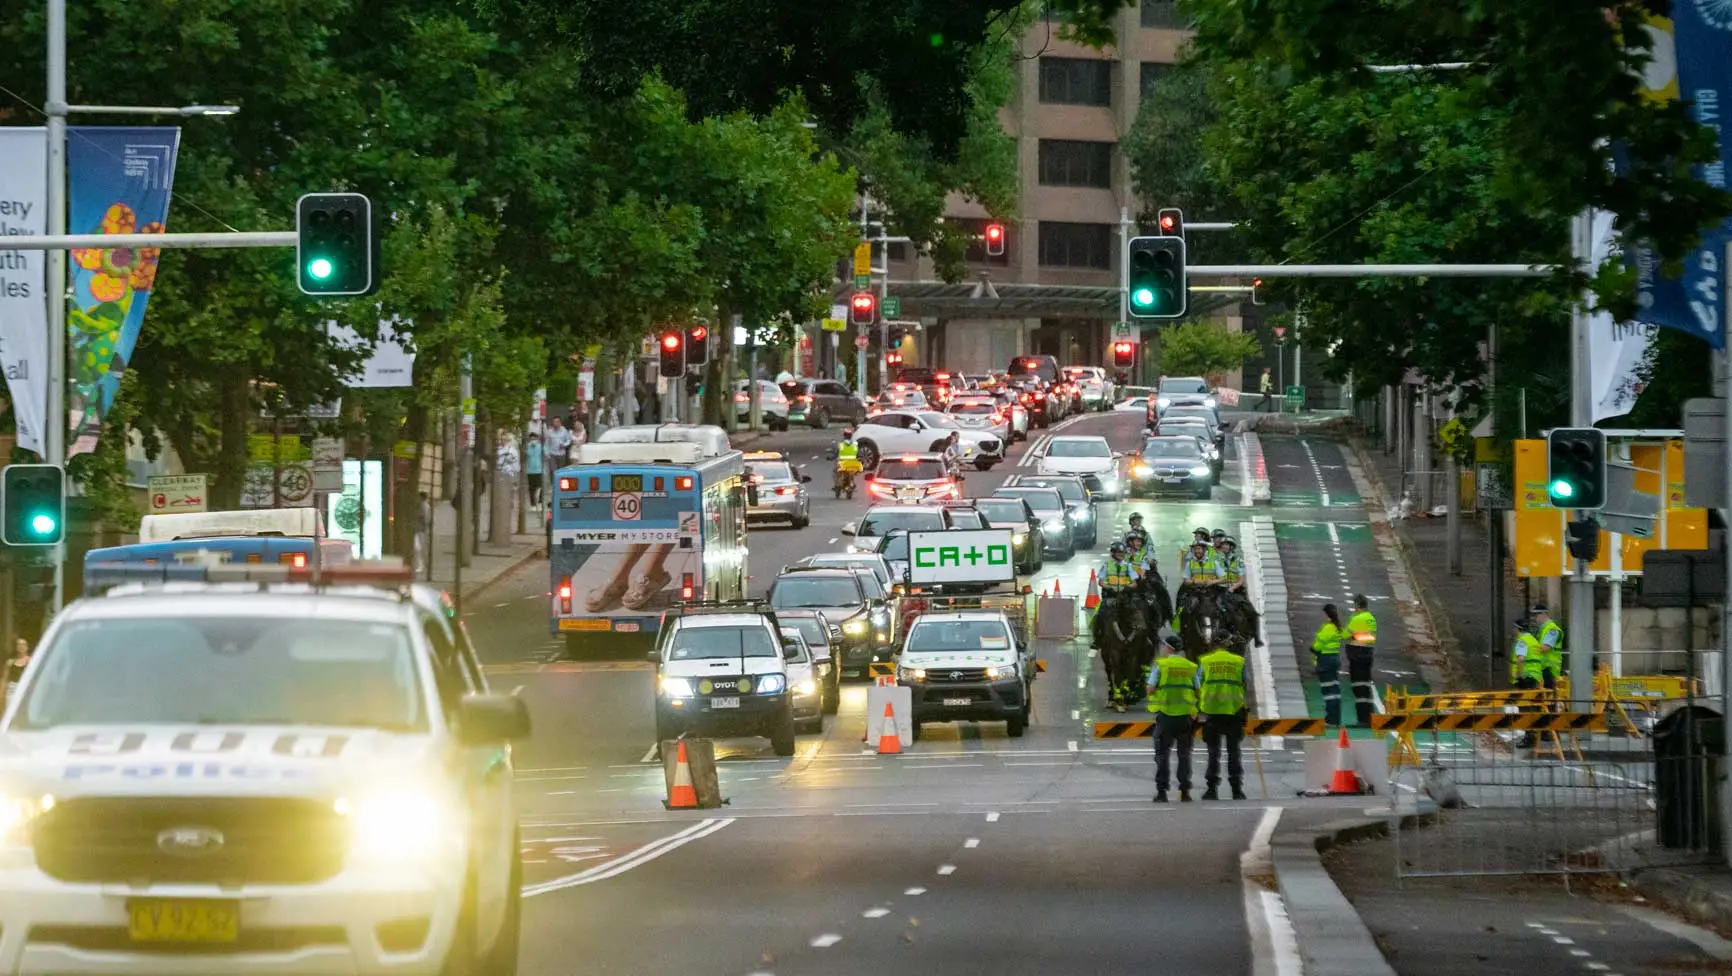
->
xmin=1140 ymin=0 xmax=1187 ymax=28
xmin=1039 ymin=58 xmax=1112 ymax=106
xmin=1038 ymin=140 xmax=1114 ymax=188
xmin=1140 ymin=62 xmax=1173 ymax=98
xmin=1038 ymin=222 xmax=1113 ymax=270
xmin=953 ymin=218 xmax=1011 ymax=266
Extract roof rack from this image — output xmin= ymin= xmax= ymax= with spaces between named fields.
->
xmin=84 ymin=559 xmax=416 ymax=595
xmin=665 ymin=598 xmax=772 ymax=613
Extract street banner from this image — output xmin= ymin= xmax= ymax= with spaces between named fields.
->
xmin=327 ymin=317 xmax=415 ymax=388
xmin=66 ymin=125 xmax=181 ymax=456
xmin=1627 ymin=12 xmax=1732 ymax=348
xmin=1586 ymin=207 xmax=1653 ymax=421
xmin=0 ymin=128 xmax=48 ymax=455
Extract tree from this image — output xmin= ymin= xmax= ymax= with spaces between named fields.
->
xmin=1158 ymin=323 xmax=1262 ymax=382
xmin=1122 ymin=55 xmax=1251 ymax=265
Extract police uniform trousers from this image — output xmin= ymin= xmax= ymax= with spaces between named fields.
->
xmin=1346 ymin=644 xmax=1375 ymax=726
xmin=1201 ymin=713 xmax=1243 ymax=790
xmin=1153 ymin=713 xmax=1193 ymax=793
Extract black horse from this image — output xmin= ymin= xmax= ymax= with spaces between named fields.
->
xmin=1096 ymin=594 xmax=1155 ymax=712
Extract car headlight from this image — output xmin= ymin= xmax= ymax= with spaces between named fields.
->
xmin=899 ymin=666 xmax=927 ymax=682
xmin=985 ymin=664 xmax=1015 ymax=680
xmin=1133 ymin=464 xmax=1153 ymax=477
xmin=870 ymin=607 xmax=889 ymax=624
xmin=756 ymin=673 xmax=787 ymax=695
xmin=1068 ymin=508 xmax=1089 ymax=521
xmin=1157 ymin=397 xmax=1171 ymax=407
xmin=1012 ymin=532 xmax=1027 ymax=544
xmin=844 ymin=619 xmax=868 ymax=636
xmin=0 ymin=794 xmax=53 ymax=847
xmin=795 ymin=679 xmax=818 ymax=697
xmin=337 ymin=788 xmax=459 ymax=861
xmin=1191 ymin=465 xmax=1212 ymax=477
xmin=1043 ymin=518 xmax=1067 ymax=533
xmin=659 ymin=676 xmax=695 ymax=697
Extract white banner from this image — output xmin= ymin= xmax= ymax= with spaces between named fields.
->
xmin=907 ymin=529 xmax=1017 ymax=585
xmin=1586 ymin=207 xmax=1653 ymax=423
xmin=0 ymin=128 xmax=48 ymax=454
xmin=326 ymin=316 xmax=415 ymax=388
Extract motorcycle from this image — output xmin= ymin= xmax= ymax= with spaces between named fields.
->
xmin=825 ymin=446 xmax=862 ymax=499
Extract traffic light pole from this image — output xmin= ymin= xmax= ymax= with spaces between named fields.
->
xmin=1567 ymin=210 xmax=1596 ymax=712
xmin=45 ymin=0 xmax=67 ymax=615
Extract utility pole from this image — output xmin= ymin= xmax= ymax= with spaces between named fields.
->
xmin=455 ymin=356 xmax=473 ymax=617
xmin=856 ymin=192 xmax=870 ymax=398
xmin=1119 ymin=207 xmax=1132 ymax=380
xmin=1568 ymin=210 xmax=1597 ymax=711
xmin=43 ymin=0 xmax=67 ymax=615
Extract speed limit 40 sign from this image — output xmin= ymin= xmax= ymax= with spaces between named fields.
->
xmin=612 ymin=492 xmax=642 ymax=521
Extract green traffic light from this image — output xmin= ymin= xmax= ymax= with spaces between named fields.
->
xmin=1549 ymin=479 xmax=1575 ymax=500
xmin=307 ymin=257 xmax=335 ymax=280
xmin=1131 ymin=287 xmax=1155 ymax=308
xmin=28 ymin=513 xmax=55 ymax=537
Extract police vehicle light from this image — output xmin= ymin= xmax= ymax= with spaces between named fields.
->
xmin=338 ymin=788 xmax=454 ymax=861
xmin=658 ymin=676 xmax=695 ymax=698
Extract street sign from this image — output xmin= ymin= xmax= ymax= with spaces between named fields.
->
xmin=853 ymin=273 xmax=871 ymax=290
xmin=147 ymin=474 xmax=208 ymax=515
xmin=822 ymin=317 xmax=847 ymax=332
xmin=1475 ymin=463 xmax=1510 ymax=510
xmin=1114 ymin=322 xmax=1132 ymax=337
xmin=855 ymin=336 xmax=870 ymax=349
xmin=906 ymin=529 xmax=1016 ymax=585
xmin=882 ymin=296 xmax=901 ymax=318
xmin=1284 ymin=385 xmax=1305 ymax=410
xmin=853 ymin=242 xmax=871 ymax=276
xmin=311 ymin=437 xmax=344 ymax=493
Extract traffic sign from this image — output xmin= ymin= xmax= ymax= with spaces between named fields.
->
xmin=882 ymin=296 xmax=901 ymax=318
xmin=612 ymin=492 xmax=642 ymax=521
xmin=853 ymin=274 xmax=871 ymax=290
xmin=822 ymin=317 xmax=847 ymax=332
xmin=147 ymin=474 xmax=208 ymax=514
xmin=853 ymin=242 xmax=872 ymax=276
xmin=1114 ymin=322 xmax=1132 ymax=337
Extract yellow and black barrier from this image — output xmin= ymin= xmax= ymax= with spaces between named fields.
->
xmin=1370 ymin=712 xmax=1605 ymax=733
xmin=1385 ymin=689 xmax=1553 ymax=712
xmin=1093 ymin=717 xmax=1327 ymax=739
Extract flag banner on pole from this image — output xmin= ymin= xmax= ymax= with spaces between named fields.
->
xmin=1627 ymin=11 xmax=1732 ymax=348
xmin=65 ymin=125 xmax=181 ymax=457
xmin=0 ymin=128 xmax=50 ymax=455
xmin=1587 ymin=207 xmax=1654 ymax=421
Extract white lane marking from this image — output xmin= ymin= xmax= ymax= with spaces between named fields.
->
xmin=828 ymin=537 xmax=838 ymax=544
xmin=522 ymin=818 xmax=734 ymax=897
xmin=905 ymin=887 xmax=926 ymax=896
xmin=1569 ymin=949 xmax=1592 ymax=958
xmin=1004 ymin=760 xmax=1072 ymax=766
xmin=964 ymin=838 xmax=980 ymax=848
xmin=1584 ymin=965 xmax=1610 ymax=973
xmin=810 ymin=934 xmax=843 ymax=948
xmin=1071 ymin=709 xmax=1081 ymax=721
xmin=1536 ymin=929 xmax=1560 ymax=937
xmin=937 ymin=864 xmax=957 ymax=875
xmin=1243 ymin=806 xmax=1301 ymax=976
xmin=494 ymin=601 xmax=510 ymax=608
xmin=547 ymin=790 xmax=577 ymax=796
xmin=1326 ymin=522 xmax=1340 ymax=546
xmin=1553 ymin=936 xmax=1575 ymax=945
xmin=906 ymin=763 xmax=983 ymax=769
xmin=862 ymin=907 xmax=890 ymax=919
xmin=638 ymin=744 xmax=660 ymax=765
xmin=985 ymin=811 xmax=1000 ymax=822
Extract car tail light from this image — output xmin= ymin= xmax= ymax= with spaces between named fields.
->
xmin=558 ymin=578 xmax=573 ymax=614
xmin=681 ymin=574 xmax=695 ymax=601
xmin=279 ymin=552 xmax=308 ymax=568
xmin=925 ymin=483 xmax=957 ymax=497
xmin=800 ymin=395 xmax=813 ymax=403
xmin=869 ymin=482 xmax=894 ymax=497
xmin=734 ymin=393 xmax=749 ymax=403
xmin=774 ymin=485 xmax=798 ymax=496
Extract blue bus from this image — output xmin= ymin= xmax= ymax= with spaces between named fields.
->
xmin=549 ymin=425 xmax=747 ymax=653
xmin=83 ymin=508 xmax=354 ymax=571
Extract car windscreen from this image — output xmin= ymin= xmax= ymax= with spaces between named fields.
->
xmin=770 ymin=577 xmax=864 ymax=609
xmin=14 ymin=615 xmax=426 ymax=732
xmin=894 ymin=368 xmax=938 ymax=384
xmin=1166 ymin=407 xmax=1217 ymax=425
xmin=851 ymin=570 xmax=888 ymax=600
xmin=858 ymin=509 xmax=945 ymax=536
xmin=886 ymin=391 xmax=928 ymax=407
xmin=666 ymin=625 xmax=778 ymax=660
xmin=876 ymin=534 xmax=910 ymax=561
xmin=1019 ymin=478 xmax=1085 ymax=503
xmin=994 ymin=489 xmax=1064 ymax=514
xmin=782 ymin=617 xmax=830 ymax=647
xmin=876 ymin=459 xmax=946 ymax=481
xmin=949 ymin=401 xmax=996 ymax=415
xmin=1142 ymin=438 xmax=1203 ymax=459
xmin=916 ymin=412 xmax=959 ymax=429
xmin=1046 ymin=439 xmax=1110 ymax=458
xmin=973 ymin=499 xmax=1029 ymax=525
xmin=1160 ymin=378 xmax=1209 ymax=394
xmin=945 ymin=509 xmax=985 ymax=529
xmin=906 ymin=619 xmax=1016 ymax=654
xmin=747 ymin=462 xmax=793 ymax=482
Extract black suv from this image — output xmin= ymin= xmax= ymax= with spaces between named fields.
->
xmin=781 ymin=378 xmax=868 ymax=429
xmin=767 ymin=567 xmax=886 ymax=676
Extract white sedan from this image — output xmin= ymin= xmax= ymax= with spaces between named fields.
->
xmin=1034 ymin=434 xmax=1123 ymax=499
xmin=853 ymin=410 xmax=1005 ymax=471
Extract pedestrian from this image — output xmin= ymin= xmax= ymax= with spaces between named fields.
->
xmin=1345 ymin=594 xmax=1378 ymax=726
xmin=3 ymin=639 xmax=29 ymax=707
xmin=545 ymin=417 xmax=573 ymax=468
xmin=1260 ymin=367 xmax=1274 ymax=412
xmin=1530 ymin=603 xmax=1564 ymax=696
xmin=1198 ymin=642 xmax=1249 ymax=801
xmin=525 ymin=430 xmax=544 ymax=509
xmin=1311 ymin=603 xmax=1344 ymax=726
xmin=1146 ymin=636 xmax=1197 ymax=803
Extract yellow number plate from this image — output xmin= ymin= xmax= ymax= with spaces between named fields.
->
xmin=128 ymin=900 xmax=239 ymax=943
xmin=559 ymin=618 xmax=611 ymax=631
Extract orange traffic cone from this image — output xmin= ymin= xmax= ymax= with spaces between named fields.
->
xmin=877 ymin=703 xmax=903 ymax=755
xmin=665 ymin=739 xmax=699 ymax=809
xmin=1084 ymin=570 xmax=1101 ymax=610
xmin=1327 ymin=725 xmax=1363 ymax=795
xmin=1052 ymin=579 xmax=1062 ymax=597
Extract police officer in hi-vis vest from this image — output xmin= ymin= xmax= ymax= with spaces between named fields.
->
xmin=1197 ymin=644 xmax=1249 ymax=800
xmin=1146 ymin=636 xmax=1197 ymax=803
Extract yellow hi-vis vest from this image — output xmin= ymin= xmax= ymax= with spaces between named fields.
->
xmin=1511 ymin=633 xmax=1545 ymax=682
xmin=836 ymin=441 xmax=858 ymax=461
xmin=1347 ymin=610 xmax=1377 ymax=647
xmin=1101 ymin=560 xmax=1135 ymax=589
xmin=1148 ymin=656 xmax=1199 ymax=717
xmin=1198 ymin=649 xmax=1247 ymax=716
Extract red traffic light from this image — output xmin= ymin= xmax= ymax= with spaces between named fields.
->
xmin=850 ymin=291 xmax=877 ymax=326
xmin=1112 ymin=340 xmax=1135 ymax=367
xmin=690 ymin=326 xmax=707 ymax=341
xmin=661 ymin=332 xmax=682 ymax=352
xmin=1159 ymin=215 xmax=1176 ymax=232
xmin=985 ymin=222 xmax=1006 ymax=256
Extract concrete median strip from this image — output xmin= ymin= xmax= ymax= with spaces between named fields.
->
xmin=521 ymin=818 xmax=735 ymax=897
xmin=1271 ymin=816 xmax=1402 ymax=976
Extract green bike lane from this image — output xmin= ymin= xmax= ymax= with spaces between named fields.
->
xmin=1260 ymin=435 xmax=1436 ymax=739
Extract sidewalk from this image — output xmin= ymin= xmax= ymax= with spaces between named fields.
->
xmin=424 ymin=491 xmax=543 ymax=604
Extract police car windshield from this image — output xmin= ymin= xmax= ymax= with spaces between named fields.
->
xmin=906 ymin=620 xmax=1015 ymax=654
xmin=1142 ymin=438 xmax=1202 ymax=458
xmin=14 ymin=616 xmax=425 ymax=732
xmin=858 ymin=509 xmax=945 ymax=536
xmin=770 ymin=576 xmax=864 ymax=609
xmin=748 ymin=462 xmax=794 ymax=482
xmin=877 ymin=459 xmax=946 ymax=481
xmin=973 ymin=499 xmax=1029 ymax=525
xmin=667 ymin=625 xmax=778 ymax=660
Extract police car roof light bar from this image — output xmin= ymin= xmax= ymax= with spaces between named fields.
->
xmin=83 ymin=558 xmax=415 ymax=593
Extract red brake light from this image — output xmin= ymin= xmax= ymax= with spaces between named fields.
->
xmin=558 ymin=578 xmax=573 ymax=614
xmin=734 ymin=393 xmax=749 ymax=402
xmin=681 ymin=573 xmax=694 ymax=601
xmin=292 ymin=552 xmax=307 ymax=569
xmin=902 ymin=454 xmax=917 ymax=463
xmin=775 ymin=485 xmax=798 ymax=496
xmin=937 ymin=373 xmax=950 ymax=381
xmin=676 ymin=476 xmax=693 ymax=490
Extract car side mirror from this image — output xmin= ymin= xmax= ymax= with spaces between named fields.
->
xmin=1112 ymin=452 xmax=1124 ymax=460
xmin=784 ymin=645 xmax=802 ymax=662
xmin=457 ymin=693 xmax=531 ymax=744
xmin=842 ymin=522 xmax=858 ymax=536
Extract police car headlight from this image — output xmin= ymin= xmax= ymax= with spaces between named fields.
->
xmin=795 ymin=679 xmax=818 ymax=697
xmin=1012 ymin=532 xmax=1027 ymax=544
xmin=984 ymin=665 xmax=1014 ymax=680
xmin=0 ymin=793 xmax=52 ymax=846
xmin=1190 ymin=465 xmax=1212 ymax=477
xmin=1043 ymin=519 xmax=1066 ymax=533
xmin=338 ymin=789 xmax=459 ymax=861
xmin=756 ymin=673 xmax=787 ymax=695
xmin=658 ymin=676 xmax=696 ymax=698
xmin=1068 ymin=508 xmax=1088 ymax=521
xmin=843 ymin=620 xmax=869 ymax=636
xmin=899 ymin=667 xmax=926 ymax=682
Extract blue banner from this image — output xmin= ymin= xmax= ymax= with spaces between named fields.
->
xmin=64 ymin=126 xmax=180 ymax=456
xmin=1632 ymin=11 xmax=1732 ymax=348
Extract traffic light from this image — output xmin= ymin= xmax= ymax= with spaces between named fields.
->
xmin=296 ymin=193 xmax=376 ymax=296
xmin=2 ymin=463 xmax=65 ymax=547
xmin=658 ymin=329 xmax=685 ymax=378
xmin=1251 ymin=278 xmax=1264 ymax=306
xmin=1565 ymin=517 xmax=1602 ymax=562
xmin=686 ymin=325 xmax=710 ymax=366
xmin=1156 ymin=207 xmax=1184 ymax=237
xmin=850 ymin=292 xmax=877 ymax=327
xmin=886 ymin=351 xmax=904 ymax=366
xmin=1545 ymin=427 xmax=1607 ymax=509
xmin=1112 ymin=340 xmax=1135 ymax=368
xmin=1127 ymin=236 xmax=1187 ymax=319
xmin=985 ymin=222 xmax=1006 ymax=257
xmin=887 ymin=326 xmax=905 ymax=348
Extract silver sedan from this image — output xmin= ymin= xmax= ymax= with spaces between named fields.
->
xmin=746 ymin=457 xmax=812 ymax=529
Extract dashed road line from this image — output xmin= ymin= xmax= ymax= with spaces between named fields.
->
xmin=810 ymin=934 xmax=843 ymax=949
xmin=936 ymin=864 xmax=956 ymax=875
xmin=964 ymin=838 xmax=980 ymax=848
xmin=905 ymin=887 xmax=926 ymax=896
xmin=862 ymin=907 xmax=890 ymax=919
xmin=985 ymin=811 xmax=1000 ymax=822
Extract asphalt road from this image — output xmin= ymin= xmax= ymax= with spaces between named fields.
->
xmin=466 ymin=405 xmax=1314 ymax=975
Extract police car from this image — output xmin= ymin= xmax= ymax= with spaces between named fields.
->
xmin=650 ymin=602 xmax=798 ymax=755
xmin=0 ymin=561 xmax=529 ymax=975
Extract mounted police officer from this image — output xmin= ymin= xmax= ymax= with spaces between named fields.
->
xmin=1089 ymin=541 xmax=1141 ymax=649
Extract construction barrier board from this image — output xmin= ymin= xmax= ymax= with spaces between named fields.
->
xmin=1370 ymin=712 xmax=1606 ymax=733
xmin=1035 ymin=596 xmax=1077 ymax=639
xmin=864 ymin=684 xmax=914 ymax=750
xmin=1387 ymin=690 xmax=1554 ymax=710
xmin=1092 ymin=717 xmax=1327 ymax=739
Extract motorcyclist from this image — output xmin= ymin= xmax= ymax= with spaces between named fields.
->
xmin=1089 ymin=541 xmax=1141 ymax=648
xmin=832 ymin=427 xmax=862 ymax=492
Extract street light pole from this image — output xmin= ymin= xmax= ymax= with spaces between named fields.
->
xmin=44 ymin=0 xmax=68 ymax=615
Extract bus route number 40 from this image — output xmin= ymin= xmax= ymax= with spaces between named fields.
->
xmin=612 ymin=493 xmax=641 ymax=521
